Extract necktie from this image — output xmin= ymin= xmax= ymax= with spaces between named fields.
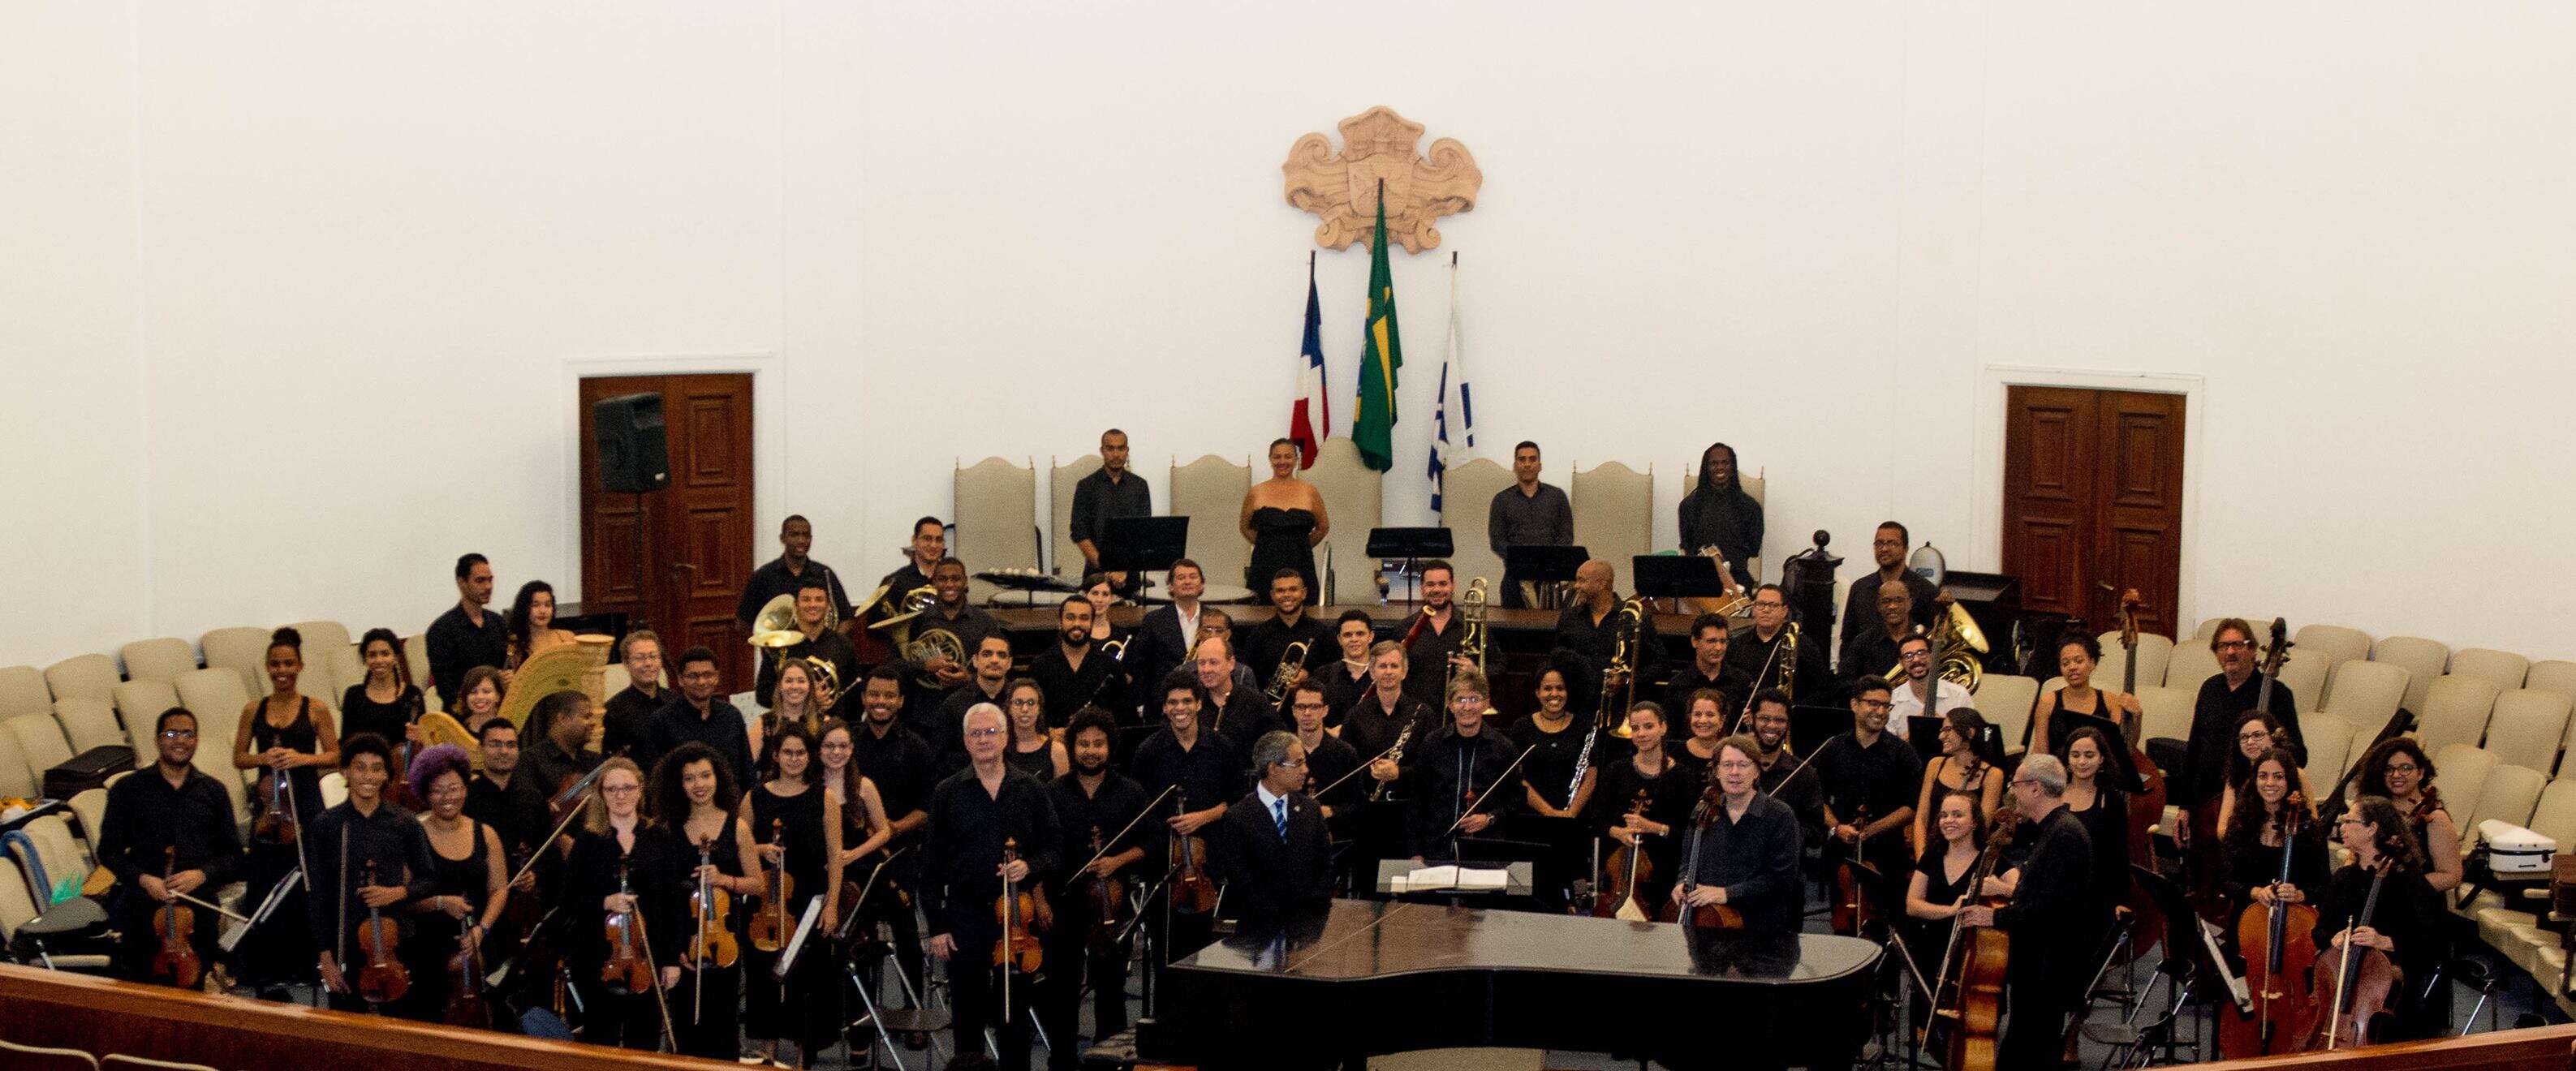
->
xmin=1273 ymin=798 xmax=1289 ymax=842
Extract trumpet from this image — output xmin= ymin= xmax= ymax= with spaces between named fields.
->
xmin=1265 ymin=639 xmax=1312 ymax=703
xmin=1454 ymin=578 xmax=1489 ymax=686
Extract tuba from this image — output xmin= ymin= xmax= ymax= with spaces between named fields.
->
xmin=1885 ymin=604 xmax=1988 ymax=693
xmin=1455 ymin=578 xmax=1489 ymax=685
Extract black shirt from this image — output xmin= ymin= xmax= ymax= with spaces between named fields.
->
xmin=1510 ymin=713 xmax=1610 ymax=813
xmin=1237 ymin=613 xmax=1334 ymax=696
xmin=2183 ymin=673 xmax=2304 ymax=807
xmin=1837 ymin=625 xmax=1907 ymax=686
xmin=1297 ymin=731 xmax=1365 ymax=836
xmin=1839 ymin=571 xmax=1936 ymax=650
xmin=338 ymin=684 xmax=424 ymax=751
xmin=1401 ymin=609 xmax=1468 ymax=708
xmin=1338 ymin=690 xmax=1433 ymax=774
xmin=425 ymin=604 xmax=510 ymax=708
xmin=1754 ymin=745 xmax=1826 ymax=848
xmin=99 ymin=765 xmax=243 ymax=892
xmin=909 ymin=604 xmax=1002 ymax=664
xmin=2311 ymin=862 xmax=2444 ymax=980
xmin=1681 ymin=793 xmax=1803 ymax=931
xmin=735 ymin=555 xmax=858 ymax=629
xmin=929 ymin=680 xmax=1012 ymax=776
xmin=1553 ymin=599 xmax=1661 ymax=688
xmin=1488 ymin=483 xmax=1574 ymax=557
xmin=752 ymin=627 xmax=862 ymax=708
xmin=465 ymin=769 xmax=550 ymax=862
xmin=1204 ymin=686 xmax=1282 ymax=759
xmin=1028 ymin=641 xmax=1123 ymax=729
xmin=523 ymin=734 xmax=602 ymax=800
xmin=875 ymin=562 xmax=936 ymax=615
xmin=306 ymin=800 xmax=438 ymax=956
xmin=1066 ymin=468 xmax=1154 ymax=563
xmin=1129 ymin=728 xmax=1246 ymax=828
xmin=2223 ymin=816 xmax=2329 ymax=918
xmin=1676 ymin=484 xmax=1763 ymax=590
xmin=642 ymin=695 xmax=755 ymax=789
xmin=1403 ymin=724 xmax=1523 ymax=856
xmin=851 ymin=720 xmax=937 ymax=828
xmin=1316 ymin=660 xmax=1374 ymax=727
xmin=565 ymin=824 xmax=686 ymax=964
xmin=1811 ymin=730 xmax=1923 ymax=829
xmin=1045 ymin=770 xmax=1152 ymax=887
xmin=601 ymin=684 xmax=669 ymax=763
xmin=918 ymin=768 xmax=1061 ymax=939
xmin=1991 ymin=804 xmax=2096 ymax=980
xmin=1724 ymin=624 xmax=1829 ymax=705
xmin=1663 ymin=663 xmax=1747 ymax=725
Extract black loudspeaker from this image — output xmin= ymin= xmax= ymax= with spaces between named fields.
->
xmin=592 ymin=392 xmax=670 ymax=493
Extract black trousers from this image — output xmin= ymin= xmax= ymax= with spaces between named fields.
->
xmin=571 ymin=964 xmax=666 ymax=1052
xmin=946 ymin=936 xmax=1036 ymax=1071
xmin=1038 ymin=912 xmax=1131 ymax=1070
xmin=670 ymin=961 xmax=742 ymax=1060
xmin=1999 ymin=964 xmax=2080 ymax=1070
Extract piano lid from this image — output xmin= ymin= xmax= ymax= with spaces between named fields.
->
xmin=1180 ymin=899 xmax=1877 ymax=985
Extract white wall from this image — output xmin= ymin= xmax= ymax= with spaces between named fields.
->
xmin=5 ymin=2 xmax=2571 ymax=672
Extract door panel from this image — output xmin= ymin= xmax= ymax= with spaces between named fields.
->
xmin=580 ymin=372 xmax=756 ymax=687
xmin=2003 ymin=385 xmax=2186 ymax=637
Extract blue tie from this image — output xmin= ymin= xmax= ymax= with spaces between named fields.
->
xmin=1273 ymin=798 xmax=1290 ymax=841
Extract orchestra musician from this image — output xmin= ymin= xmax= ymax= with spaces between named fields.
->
xmin=1746 ymin=689 xmax=1824 ymax=850
xmin=1068 ymin=429 xmax=1153 ymax=584
xmin=601 ymin=630 xmax=667 ymax=760
xmin=734 ymin=514 xmax=857 ymax=633
xmin=398 ymin=744 xmax=510 ymax=1022
xmin=309 ymin=733 xmax=437 ymax=1013
xmin=1812 ymin=677 xmax=1922 ymax=923
xmin=1402 ymin=670 xmax=1520 ymax=860
xmin=505 ymin=579 xmax=576 ymax=671
xmin=1131 ymin=557 xmax=1211 ymax=710
xmin=649 ymin=741 xmax=759 ymax=1060
xmin=1910 ymin=708 xmax=2002 ymax=852
xmin=1194 ymin=633 xmax=1280 ymax=755
xmin=1673 ymin=734 xmax=1803 ymax=931
xmin=1238 ymin=569 xmax=1334 ymax=699
xmin=920 ymin=703 xmax=1062 ymax=1071
xmin=341 ymin=627 xmax=425 ymax=752
xmin=1510 ymin=661 xmax=1604 ymax=834
xmin=521 ymin=690 xmax=602 ymax=799
xmin=1286 ymin=682 xmax=1363 ymax=838
xmin=1957 ymin=755 xmax=2096 ymax=1070
xmin=452 ymin=666 xmax=506 ymax=739
xmin=764 ymin=659 xmax=836 ymax=771
xmin=1030 ymin=595 xmax=1123 ymax=729
xmin=1904 ymin=789 xmax=1988 ymax=1027
xmin=2059 ymin=728 xmax=2134 ymax=931
xmin=2031 ymin=634 xmax=2143 ymax=757
xmin=2315 ymin=796 xmax=2448 ymax=1041
xmin=2216 ymin=712 xmax=2296 ymax=833
xmin=1677 ymin=442 xmax=1762 ymax=591
xmin=1837 ymin=586 xmax=1915 ymax=696
xmin=1672 ymin=689 xmax=1727 ymax=781
xmin=1399 ymin=561 xmax=1473 ymax=708
xmin=1553 ymin=559 xmax=1661 ymax=690
xmin=1665 ymin=613 xmax=1749 ymax=724
xmin=564 ymin=757 xmax=674 ymax=1051
xmin=846 ymin=665 xmax=936 ymax=999
xmin=1077 ymin=572 xmax=1132 ymax=652
xmin=1588 ymin=702 xmax=1686 ymax=913
xmin=911 ymin=556 xmax=1004 ymax=696
xmin=1240 ymin=437 xmax=1329 ymax=596
xmin=1886 ymin=634 xmax=1971 ymax=736
xmin=463 ymin=720 xmax=547 ymax=884
xmin=871 ymin=515 xmax=946 ymax=626
xmin=1003 ymin=678 xmax=1071 ymax=780
xmin=929 ymin=634 xmax=1017 ymax=774
xmin=741 ymin=723 xmax=831 ymax=1067
xmin=427 ymin=553 xmax=508 ymax=711
xmin=1317 ymin=609 xmax=1380 ymax=722
xmin=752 ymin=576 xmax=859 ymax=710
xmin=2353 ymin=738 xmax=2465 ymax=894
xmin=640 ymin=648 xmax=752 ymax=803
xmin=1725 ymin=585 xmax=1826 ymax=703
xmin=1488 ymin=441 xmax=1573 ymax=609
xmin=1343 ymin=642 xmax=1433 ymax=794
xmin=815 ymin=716 xmax=901 ymax=1051
xmin=98 ymin=708 xmax=243 ymax=985
xmin=1189 ymin=610 xmax=1263 ymax=697
xmin=1131 ymin=671 xmax=1244 ymax=962
xmin=1212 ymin=730 xmax=1335 ymax=919
xmin=1837 ymin=523 xmax=1936 ymax=652
xmin=233 ymin=626 xmax=340 ymax=993
xmin=2221 ymin=748 xmax=2326 ymax=939
xmin=2183 ymin=618 xmax=2306 ymax=813
xmin=1039 ymin=708 xmax=1150 ymax=1069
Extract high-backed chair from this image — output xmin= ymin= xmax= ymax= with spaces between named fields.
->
xmin=1678 ymin=469 xmax=1768 ymax=580
xmin=199 ymin=626 xmax=272 ymax=699
xmin=400 ymin=634 xmax=434 ymax=700
xmin=2135 ymin=685 xmax=2195 ymax=745
xmin=2481 ymin=688 xmax=2572 ymax=776
xmin=1437 ymin=457 xmax=1515 ymax=594
xmin=2462 ymin=763 xmax=2547 ymax=850
xmin=2297 ymin=711 xmax=2357 ymax=789
xmin=2450 ymin=648 xmax=2533 ymax=694
xmin=118 ymin=639 xmax=197 ymax=684
xmin=1971 ymin=674 xmax=2040 ymax=752
xmin=0 ymin=725 xmax=37 ymax=799
xmin=0 ymin=666 xmax=52 ymax=721
xmin=41 ymin=655 xmax=118 ymax=707
xmin=324 ymin=643 xmax=364 ymax=699
xmin=112 ymin=680 xmax=180 ymax=747
xmin=1168 ymin=454 xmax=1252 ymax=600
xmin=2163 ymin=644 xmax=2221 ymax=691
xmin=172 ymin=669 xmax=250 ymax=777
xmin=1049 ymin=452 xmax=1103 ymax=578
xmin=2269 ymin=654 xmax=2328 ymax=717
xmin=2096 ymin=631 xmax=2174 ymax=690
xmin=2318 ymin=661 xmax=2407 ymax=735
xmin=2292 ymin=624 xmax=2372 ymax=672
xmin=953 ymin=456 xmax=1040 ymax=604
xmin=2368 ymin=636 xmax=2449 ymax=716
xmin=285 ymin=621 xmax=352 ymax=662
xmin=1303 ymin=438 xmax=1386 ymax=605
xmin=2412 ymin=676 xmax=2501 ymax=759
xmin=1570 ymin=461 xmax=1652 ymax=591
xmin=66 ymin=788 xmax=109 ymax=852
xmin=2432 ymin=744 xmax=2499 ymax=839
xmin=4 ymin=715 xmax=74 ymax=791
xmin=50 ymin=698 xmax=126 ymax=755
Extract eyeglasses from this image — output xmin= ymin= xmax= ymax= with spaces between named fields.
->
xmin=158 ymin=729 xmax=196 ymax=739
xmin=2384 ymin=763 xmax=2419 ymax=774
xmin=966 ymin=726 xmax=1005 ymax=739
xmin=1276 ymin=757 xmax=1307 ymax=768
xmin=604 ymin=785 xmax=642 ymax=795
xmin=2238 ymin=731 xmax=2274 ymax=742
xmin=2215 ymin=640 xmax=2253 ymax=652
xmin=1856 ymin=699 xmax=1891 ymax=712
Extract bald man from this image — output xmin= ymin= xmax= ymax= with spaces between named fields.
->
xmin=1550 ymin=558 xmax=1661 ymax=703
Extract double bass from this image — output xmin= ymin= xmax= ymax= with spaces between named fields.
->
xmin=146 ymin=847 xmax=202 ymax=989
xmin=1593 ymin=788 xmax=1656 ymax=920
xmin=2115 ymin=589 xmax=2169 ymax=959
xmin=2297 ymin=858 xmax=2402 ymax=1051
xmin=2221 ymin=791 xmax=2318 ymax=1058
xmin=1927 ymin=796 xmax=2020 ymax=1071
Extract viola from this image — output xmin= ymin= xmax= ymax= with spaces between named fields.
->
xmin=1079 ymin=825 xmax=1134 ymax=961
xmin=443 ymin=928 xmax=496 ymax=1030
xmin=1593 ymin=787 xmax=1656 ymax=920
xmin=2222 ymin=792 xmax=2319 ymax=1058
xmin=685 ymin=838 xmax=739 ymax=970
xmin=1169 ymin=791 xmax=1219 ymax=915
xmin=252 ymin=770 xmax=299 ymax=846
xmin=1829 ymin=805 xmax=1877 ymax=937
xmin=147 ymin=847 xmax=202 ymax=989
xmin=2297 ymin=858 xmax=2401 ymax=1052
xmin=601 ymin=860 xmax=654 ymax=996
xmin=747 ymin=818 xmax=795 ymax=953
xmin=992 ymin=837 xmax=1051 ymax=975
xmin=355 ymin=860 xmax=411 ymax=1006
xmin=1929 ymin=795 xmax=2020 ymax=1071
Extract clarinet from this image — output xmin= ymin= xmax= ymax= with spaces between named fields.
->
xmin=1370 ymin=716 xmax=1418 ymax=803
xmin=1566 ymin=723 xmax=1600 ymax=807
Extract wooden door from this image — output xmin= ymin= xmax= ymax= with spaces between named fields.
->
xmin=2001 ymin=386 xmax=2186 ymax=637
xmin=579 ymin=374 xmax=756 ymax=686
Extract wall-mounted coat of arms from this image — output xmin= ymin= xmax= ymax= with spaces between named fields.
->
xmin=1282 ymin=105 xmax=1482 ymax=254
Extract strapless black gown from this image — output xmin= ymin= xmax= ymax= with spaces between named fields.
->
xmin=1247 ymin=506 xmax=1318 ymax=597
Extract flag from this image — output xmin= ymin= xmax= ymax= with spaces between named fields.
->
xmin=1287 ymin=252 xmax=1329 ymax=469
xmin=1428 ymin=252 xmax=1473 ymax=514
xmin=1352 ymin=183 xmax=1403 ymax=471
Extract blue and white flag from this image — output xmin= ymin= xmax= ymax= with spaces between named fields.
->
xmin=1428 ymin=254 xmax=1473 ymax=514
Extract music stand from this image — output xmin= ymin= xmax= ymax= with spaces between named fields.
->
xmin=1633 ymin=554 xmax=1730 ymax=619
xmin=1791 ymin=703 xmax=1852 ymax=753
xmin=1101 ymin=516 xmax=1190 ymax=597
xmin=1505 ymin=544 xmax=1589 ymax=609
xmin=1905 ymin=716 xmax=1947 ymax=766
xmin=1365 ymin=527 xmax=1454 ymax=604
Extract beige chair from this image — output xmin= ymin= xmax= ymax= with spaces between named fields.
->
xmin=2274 ymin=654 xmax=2329 ymax=716
xmin=2194 ymin=615 xmax=2272 ymax=641
xmin=2135 ymin=685 xmax=2195 ymax=745
xmin=173 ymin=669 xmax=250 ymax=779
xmin=2462 ymin=763 xmax=2548 ymax=851
xmin=401 ymin=634 xmax=434 ymax=695
xmin=1570 ymin=461 xmax=1652 ymax=591
xmin=0 ymin=665 xmax=52 ymax=720
xmin=2432 ymin=744 xmax=2498 ymax=838
xmin=954 ymin=456 xmax=1040 ymax=604
xmin=1971 ymin=674 xmax=2040 ymax=753
xmin=2413 ymin=676 xmax=2501 ymax=759
xmin=199 ymin=626 xmax=272 ymax=699
xmin=41 ymin=654 xmax=118 ymax=707
xmin=2293 ymin=624 xmax=2372 ymax=672
xmin=2371 ymin=635 xmax=2449 ymax=715
xmin=5 ymin=715 xmax=73 ymax=789
xmin=2481 ymin=688 xmax=2572 ymax=776
xmin=1167 ymin=454 xmax=1252 ymax=600
xmin=1049 ymin=452 xmax=1103 ymax=578
xmin=66 ymin=788 xmax=108 ymax=852
xmin=285 ymin=620 xmax=353 ymax=663
xmin=50 ymin=698 xmax=126 ymax=755
xmin=2096 ymin=631 xmax=2174 ymax=690
xmin=2450 ymin=648 xmax=2532 ymax=694
xmin=1678 ymin=469 xmax=1768 ymax=580
xmin=602 ymin=663 xmax=632 ymax=698
xmin=1437 ymin=457 xmax=1516 ymax=595
xmin=2531 ymin=778 xmax=2576 ymax=857
xmin=1304 ymin=438 xmax=1386 ymax=605
xmin=10 ymin=814 xmax=92 ymax=904
xmin=2298 ymin=711 xmax=2357 ymax=789
xmin=2163 ymin=644 xmax=2221 ymax=691
xmin=2319 ymin=660 xmax=2407 ymax=734
xmin=0 ymin=725 xmax=37 ymax=798
xmin=0 ymin=1038 xmax=98 ymax=1071
xmin=324 ymin=643 xmax=364 ymax=699
xmin=118 ymin=639 xmax=198 ymax=684
xmin=113 ymin=679 xmax=182 ymax=751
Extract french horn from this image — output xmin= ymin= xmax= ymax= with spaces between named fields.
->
xmin=748 ymin=591 xmax=838 ymax=649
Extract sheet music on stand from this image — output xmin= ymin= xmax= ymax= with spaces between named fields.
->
xmin=775 ymin=897 xmax=825 ymax=979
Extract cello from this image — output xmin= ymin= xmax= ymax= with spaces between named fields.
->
xmin=2297 ymin=857 xmax=2401 ymax=1051
xmin=1928 ymin=795 xmax=2020 ymax=1071
xmin=1662 ymin=773 xmax=1745 ymax=929
xmin=1593 ymin=788 xmax=1656 ymax=920
xmin=1169 ymin=791 xmax=1219 ymax=916
xmin=355 ymin=860 xmax=411 ymax=1006
xmin=147 ymin=847 xmax=203 ymax=989
xmin=2221 ymin=791 xmax=2318 ymax=1058
xmin=1829 ymin=805 xmax=1877 ymax=937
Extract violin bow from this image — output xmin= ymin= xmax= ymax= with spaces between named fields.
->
xmin=1070 ymin=783 xmax=1178 ymax=877
xmin=1439 ymin=742 xmax=1540 ymax=839
xmin=629 ymin=888 xmax=679 ymax=1052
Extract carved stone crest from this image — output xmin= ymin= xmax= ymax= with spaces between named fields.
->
xmin=1282 ymin=106 xmax=1482 ymax=254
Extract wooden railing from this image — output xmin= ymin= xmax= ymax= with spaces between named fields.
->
xmin=2186 ymin=1025 xmax=2576 ymax=1071
xmin=0 ymin=964 xmax=730 ymax=1070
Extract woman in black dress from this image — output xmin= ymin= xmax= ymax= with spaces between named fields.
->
xmin=1238 ymin=438 xmax=1328 ymax=595
xmin=2354 ymin=737 xmax=2465 ymax=895
xmin=1512 ymin=664 xmax=1602 ymax=820
xmin=1002 ymin=678 xmax=1069 ymax=780
xmin=1904 ymin=788 xmax=1987 ymax=1030
xmin=2220 ymin=747 xmax=2327 ymax=956
xmin=398 ymin=744 xmax=509 ymax=1022
xmin=2314 ymin=794 xmax=2447 ymax=1042
xmin=342 ymin=627 xmax=425 ymax=753
xmin=230 ymin=626 xmax=342 ymax=991
xmin=1589 ymin=702 xmax=1687 ymax=914
xmin=566 ymin=757 xmax=677 ymax=1051
xmin=742 ymin=723 xmax=832 ymax=1066
xmin=652 ymin=742 xmax=760 ymax=1060
xmin=2061 ymin=726 xmax=2134 ymax=944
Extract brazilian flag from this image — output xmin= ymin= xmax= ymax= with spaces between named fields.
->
xmin=1352 ymin=186 xmax=1402 ymax=471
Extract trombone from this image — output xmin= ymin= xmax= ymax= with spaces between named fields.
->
xmin=1597 ymin=596 xmax=1645 ymax=740
xmin=1453 ymin=578 xmax=1489 ymax=686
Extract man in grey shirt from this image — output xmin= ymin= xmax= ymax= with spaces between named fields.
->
xmin=1487 ymin=441 xmax=1574 ymax=609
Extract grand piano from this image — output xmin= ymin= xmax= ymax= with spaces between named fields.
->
xmin=1139 ymin=899 xmax=1882 ymax=1069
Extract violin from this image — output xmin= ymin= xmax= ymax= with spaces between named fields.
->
xmin=1594 ymin=788 xmax=1656 ymax=920
xmin=1079 ymin=824 xmax=1134 ymax=960
xmin=685 ymin=838 xmax=739 ymax=970
xmin=252 ymin=769 xmax=299 ymax=846
xmin=992 ymin=837 xmax=1051 ymax=974
xmin=1928 ymin=795 xmax=2020 ymax=1071
xmin=1169 ymin=791 xmax=1218 ymax=915
xmin=355 ymin=860 xmax=411 ymax=1006
xmin=2223 ymin=792 xmax=2319 ymax=1058
xmin=747 ymin=818 xmax=795 ymax=953
xmin=2297 ymin=858 xmax=2402 ymax=1052
xmin=1829 ymin=805 xmax=1877 ymax=937
xmin=601 ymin=860 xmax=655 ymax=996
xmin=443 ymin=929 xmax=496 ymax=1029
xmin=1663 ymin=777 xmax=1745 ymax=929
xmin=147 ymin=847 xmax=202 ymax=989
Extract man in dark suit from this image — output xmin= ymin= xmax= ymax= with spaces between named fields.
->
xmin=1211 ymin=730 xmax=1333 ymax=921
xmin=1130 ymin=558 xmax=1211 ymax=716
